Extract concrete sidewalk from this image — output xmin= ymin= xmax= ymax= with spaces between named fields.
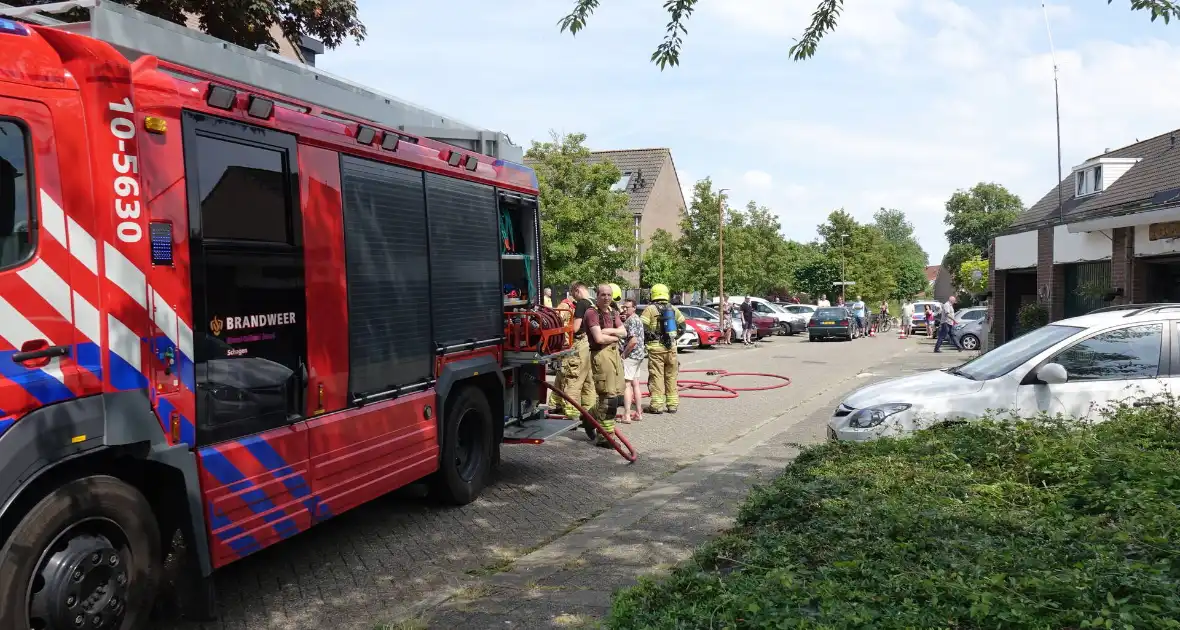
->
xmin=393 ymin=347 xmax=961 ymax=629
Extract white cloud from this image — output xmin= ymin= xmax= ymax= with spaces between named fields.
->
xmin=319 ymin=0 xmax=1180 ymax=268
xmin=742 ymin=170 xmax=774 ymax=189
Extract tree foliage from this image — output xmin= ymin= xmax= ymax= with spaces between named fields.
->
xmin=640 ymin=229 xmax=684 ymax=291
xmin=13 ymin=0 xmax=366 ymax=50
xmin=944 ymin=183 xmax=1024 ymax=254
xmin=791 ymin=247 xmax=840 ymax=300
xmin=942 ymin=243 xmax=981 ymax=292
xmin=526 ymin=132 xmax=637 ymax=288
xmin=560 ymin=0 xmax=1180 ymax=69
xmin=957 ymin=256 xmax=990 ymax=295
xmin=873 ymin=208 xmax=929 ymax=299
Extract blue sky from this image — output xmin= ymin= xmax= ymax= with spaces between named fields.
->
xmin=319 ymin=0 xmax=1180 ymax=265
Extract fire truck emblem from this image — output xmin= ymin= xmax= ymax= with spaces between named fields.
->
xmin=210 ymin=316 xmax=224 ymax=336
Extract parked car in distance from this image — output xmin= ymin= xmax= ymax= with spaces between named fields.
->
xmin=809 ymin=306 xmax=859 ymax=341
xmin=909 ymin=300 xmax=942 ymax=335
xmin=686 ymin=318 xmax=723 ymax=347
xmin=828 ymin=304 xmax=1180 ymax=442
xmin=678 ymin=305 xmax=722 ymax=324
xmin=779 ymin=304 xmax=816 ymax=334
xmin=636 ymin=304 xmax=721 ymax=350
xmin=951 ymin=307 xmax=988 ymax=351
xmin=706 ymin=296 xmax=799 ymax=335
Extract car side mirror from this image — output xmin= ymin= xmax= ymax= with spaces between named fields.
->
xmin=1036 ymin=362 xmax=1068 ymax=385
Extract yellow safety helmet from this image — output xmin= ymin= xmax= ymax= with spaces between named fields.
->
xmin=610 ymin=283 xmax=622 ymax=302
xmin=650 ymin=283 xmax=670 ymax=302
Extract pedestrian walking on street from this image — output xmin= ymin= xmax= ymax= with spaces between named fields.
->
xmin=924 ymin=305 xmax=935 ymax=338
xmin=740 ymin=297 xmax=755 ymax=346
xmin=901 ymin=301 xmax=914 ymax=337
xmin=560 ymin=283 xmax=596 ymax=419
xmin=933 ymin=295 xmax=963 ymax=353
xmin=642 ymin=284 xmax=686 ymax=414
xmin=620 ymin=299 xmax=647 ymax=423
xmin=585 ymin=284 xmax=627 ymax=446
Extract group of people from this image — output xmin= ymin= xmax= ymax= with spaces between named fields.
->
xmin=549 ymin=282 xmax=686 ymax=446
xmin=815 ymin=293 xmax=879 ymax=336
xmin=717 ymin=296 xmax=757 ymax=346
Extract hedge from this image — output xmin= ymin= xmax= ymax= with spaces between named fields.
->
xmin=609 ymin=405 xmax=1180 ymax=629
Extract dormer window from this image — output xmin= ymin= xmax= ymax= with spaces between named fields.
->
xmin=612 ymin=172 xmax=633 ymax=192
xmin=1075 ymin=164 xmax=1103 ymax=197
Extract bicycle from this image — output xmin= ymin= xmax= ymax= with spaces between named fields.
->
xmin=873 ymin=312 xmax=893 ymax=333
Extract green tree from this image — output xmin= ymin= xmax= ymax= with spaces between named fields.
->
xmin=957 ymin=256 xmax=990 ymax=295
xmin=816 ymin=210 xmax=896 ymax=303
xmin=792 ymin=246 xmax=841 ymax=299
xmin=640 ymin=229 xmax=684 ymax=291
xmin=872 ymin=207 xmax=930 ymax=299
xmin=677 ymin=178 xmax=723 ymax=295
xmin=13 ymin=0 xmax=366 ymax=50
xmin=726 ymin=201 xmax=795 ymax=296
xmin=944 ymin=183 xmax=1024 ymax=254
xmin=942 ymin=243 xmax=981 ymax=292
xmin=526 ymin=132 xmax=637 ymax=287
xmin=559 ymin=1 xmax=1180 ymax=68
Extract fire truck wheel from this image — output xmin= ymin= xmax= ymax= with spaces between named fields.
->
xmin=431 ymin=386 xmax=494 ymax=505
xmin=0 ymin=475 xmax=161 ymax=630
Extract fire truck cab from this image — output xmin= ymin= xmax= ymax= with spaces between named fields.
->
xmin=0 ymin=6 xmax=575 ymax=629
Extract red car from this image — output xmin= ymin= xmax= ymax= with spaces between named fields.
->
xmin=753 ymin=314 xmax=776 ymax=339
xmin=686 ymin=318 xmax=723 ymax=347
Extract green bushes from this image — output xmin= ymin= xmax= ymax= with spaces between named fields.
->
xmin=609 ymin=406 xmax=1180 ymax=629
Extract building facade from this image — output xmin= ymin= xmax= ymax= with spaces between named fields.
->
xmin=989 ymin=130 xmax=1180 ymax=345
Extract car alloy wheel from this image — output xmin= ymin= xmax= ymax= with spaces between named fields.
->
xmin=961 ymin=334 xmax=979 ymax=350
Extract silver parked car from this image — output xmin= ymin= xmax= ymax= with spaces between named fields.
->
xmin=951 ymin=307 xmax=987 ymax=350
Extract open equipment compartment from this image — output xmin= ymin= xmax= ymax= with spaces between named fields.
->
xmin=499 ymin=190 xmax=540 ymax=307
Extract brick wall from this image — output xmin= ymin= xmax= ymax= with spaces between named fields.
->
xmin=1111 ymin=227 xmax=1134 ymax=304
xmin=1036 ymin=228 xmax=1055 ymax=317
xmin=988 ymin=239 xmax=1005 ymax=347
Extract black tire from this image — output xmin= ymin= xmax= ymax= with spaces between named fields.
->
xmin=808 ymin=335 xmax=816 ymax=342
xmin=0 ymin=475 xmax=161 ymax=630
xmin=961 ymin=334 xmax=980 ymax=351
xmin=430 ymin=386 xmax=495 ymax=505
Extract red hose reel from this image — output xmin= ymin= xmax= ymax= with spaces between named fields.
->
xmin=503 ymin=305 xmax=571 ymax=355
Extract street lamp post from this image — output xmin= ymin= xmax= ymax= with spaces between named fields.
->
xmin=838 ymin=233 xmax=849 ymax=301
xmin=718 ymin=188 xmax=729 ymax=306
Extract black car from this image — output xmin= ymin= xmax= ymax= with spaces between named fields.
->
xmin=808 ymin=307 xmax=859 ymax=342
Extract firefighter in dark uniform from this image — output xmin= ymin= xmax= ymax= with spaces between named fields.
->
xmin=641 ymin=283 xmax=685 ymax=414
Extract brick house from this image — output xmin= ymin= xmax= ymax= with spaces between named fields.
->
xmin=989 ymin=129 xmax=1180 ymax=346
xmin=584 ymin=148 xmax=688 ymax=288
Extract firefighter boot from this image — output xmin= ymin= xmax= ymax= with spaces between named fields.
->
xmin=646 ymin=349 xmax=667 ymax=414
xmin=665 ymin=350 xmax=681 ymax=414
xmin=594 ymin=394 xmax=619 ymax=447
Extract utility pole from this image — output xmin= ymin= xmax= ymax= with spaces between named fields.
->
xmin=718 ymin=188 xmax=729 ymax=307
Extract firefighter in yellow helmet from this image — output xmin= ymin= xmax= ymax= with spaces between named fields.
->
xmin=610 ymin=283 xmax=622 ymax=310
xmin=641 ymin=283 xmax=686 ymax=414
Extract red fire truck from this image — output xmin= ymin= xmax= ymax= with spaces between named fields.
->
xmin=0 ymin=5 xmax=577 ymax=628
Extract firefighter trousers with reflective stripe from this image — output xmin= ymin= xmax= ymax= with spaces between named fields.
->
xmin=647 ymin=348 xmax=679 ymax=411
xmin=591 ymin=344 xmax=623 ymax=433
xmin=560 ymin=337 xmax=594 ymax=416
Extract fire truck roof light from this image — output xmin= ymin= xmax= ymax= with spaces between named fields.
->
xmin=205 ymin=84 xmax=236 ymax=110
xmin=380 ymin=132 xmax=399 ymax=152
xmin=355 ymin=124 xmax=376 ymax=145
xmin=446 ymin=151 xmax=463 ymax=167
xmin=143 ymin=116 xmax=167 ymax=134
xmin=464 ymin=156 xmax=478 ymax=172
xmin=246 ymin=95 xmax=274 ymax=119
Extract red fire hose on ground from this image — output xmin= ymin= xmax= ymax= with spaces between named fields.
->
xmin=641 ymin=369 xmax=792 ymax=399
xmin=536 ymin=369 xmax=792 ymax=463
xmin=540 ymin=380 xmax=639 ymax=463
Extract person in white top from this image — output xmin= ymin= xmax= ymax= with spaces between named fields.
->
xmin=933 ymin=295 xmax=962 ymax=352
xmin=816 ymin=294 xmax=831 ymax=307
xmin=901 ymin=301 xmax=914 ymax=336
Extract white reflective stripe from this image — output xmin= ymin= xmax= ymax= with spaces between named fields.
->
xmin=73 ymin=292 xmax=100 ymax=343
xmin=151 ymin=289 xmax=180 ymax=348
xmin=178 ymin=319 xmax=193 ymax=359
xmin=106 ymin=314 xmax=141 ymax=373
xmin=39 ymin=190 xmax=66 ymax=247
xmin=67 ymin=218 xmax=98 ymax=275
xmin=0 ymin=295 xmax=66 ymax=384
xmin=17 ymin=260 xmax=71 ymax=322
xmin=102 ymin=242 xmax=147 ymax=308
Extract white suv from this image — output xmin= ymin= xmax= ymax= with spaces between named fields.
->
xmin=829 ymin=304 xmax=1180 ymax=442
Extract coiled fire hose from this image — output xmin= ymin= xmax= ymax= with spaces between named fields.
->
xmin=640 ymin=369 xmax=792 ymax=399
xmin=531 ymin=374 xmax=638 ymax=463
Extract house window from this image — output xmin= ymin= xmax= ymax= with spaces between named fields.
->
xmin=1075 ymin=165 xmax=1104 ymax=198
xmin=612 ymin=172 xmax=633 ymax=192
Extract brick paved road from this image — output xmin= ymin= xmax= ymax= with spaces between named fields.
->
xmin=162 ymin=332 xmax=949 ymax=630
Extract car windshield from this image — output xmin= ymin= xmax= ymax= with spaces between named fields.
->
xmin=954 ymin=324 xmax=1082 ymax=381
xmin=815 ymin=308 xmax=846 ymax=319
